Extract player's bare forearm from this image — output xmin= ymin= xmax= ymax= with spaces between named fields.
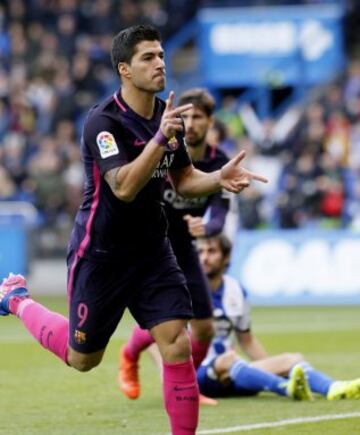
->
xmin=171 ymin=151 xmax=268 ymax=198
xmin=105 ymin=139 xmax=165 ymax=202
xmin=170 ymin=166 xmax=222 ymax=198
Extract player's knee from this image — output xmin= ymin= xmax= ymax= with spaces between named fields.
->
xmin=215 ymin=350 xmax=239 ymax=374
xmin=219 ymin=350 xmax=238 ymax=367
xmin=283 ymin=352 xmax=304 ymax=366
xmin=292 ymin=352 xmax=305 ymax=364
xmin=67 ymin=354 xmax=102 ymax=372
xmin=223 ymin=350 xmax=238 ymax=365
xmin=163 ymin=328 xmax=191 ymax=362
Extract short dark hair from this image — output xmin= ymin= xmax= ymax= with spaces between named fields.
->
xmin=200 ymin=234 xmax=232 ymax=258
xmin=178 ymin=88 xmax=215 ymax=117
xmin=215 ymin=234 xmax=232 ymax=258
xmin=111 ymin=25 xmax=161 ymax=75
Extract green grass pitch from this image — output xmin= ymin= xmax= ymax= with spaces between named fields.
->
xmin=1 ymin=298 xmax=360 ymax=434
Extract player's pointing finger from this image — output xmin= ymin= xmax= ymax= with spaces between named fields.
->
xmin=231 ymin=150 xmax=246 ymax=165
xmin=171 ymin=103 xmax=193 ymax=116
xmin=165 ymin=90 xmax=175 ymax=111
xmin=248 ymin=171 xmax=269 ymax=183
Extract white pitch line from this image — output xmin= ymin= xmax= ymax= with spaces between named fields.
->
xmin=197 ymin=412 xmax=360 ymax=434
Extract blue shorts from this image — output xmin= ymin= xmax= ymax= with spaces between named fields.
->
xmin=67 ymin=238 xmax=193 ymax=353
xmin=197 ymin=359 xmax=258 ymax=398
xmin=175 ymin=243 xmax=212 ymax=319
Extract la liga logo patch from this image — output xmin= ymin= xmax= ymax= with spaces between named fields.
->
xmin=96 ymin=131 xmax=119 ymax=158
xmin=167 ymin=136 xmax=179 ymax=151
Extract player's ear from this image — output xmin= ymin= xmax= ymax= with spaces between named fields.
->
xmin=208 ymin=115 xmax=215 ymax=128
xmin=223 ymin=254 xmax=230 ymax=270
xmin=118 ymin=62 xmax=131 ymax=79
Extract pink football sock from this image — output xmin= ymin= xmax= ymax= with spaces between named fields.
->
xmin=163 ymin=359 xmax=199 ymax=435
xmin=124 ymin=325 xmax=154 ymax=361
xmin=190 ymin=336 xmax=210 ymax=369
xmin=15 ymin=299 xmax=69 ymax=364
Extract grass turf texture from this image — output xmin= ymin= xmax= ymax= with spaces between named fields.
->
xmin=1 ymin=299 xmax=360 ymax=435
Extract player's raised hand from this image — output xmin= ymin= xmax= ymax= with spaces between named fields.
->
xmin=183 ymin=214 xmax=206 ymax=237
xmin=220 ymin=150 xmax=268 ymax=194
xmin=160 ymin=91 xmax=193 ymax=139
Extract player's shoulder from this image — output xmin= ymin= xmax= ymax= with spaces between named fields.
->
xmin=85 ymin=94 xmax=119 ymax=123
xmin=83 ymin=94 xmax=125 ymax=138
xmin=205 ymin=145 xmax=229 ymax=165
xmin=223 ymin=275 xmax=247 ymax=299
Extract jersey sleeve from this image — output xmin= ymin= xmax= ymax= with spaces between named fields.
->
xmin=204 ymin=190 xmax=231 ymax=236
xmin=225 ymin=279 xmax=252 ymax=333
xmin=233 ymin=298 xmax=252 ymax=332
xmin=82 ymin=114 xmax=129 ymax=175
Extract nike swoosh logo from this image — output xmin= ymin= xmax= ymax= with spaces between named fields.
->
xmin=174 ymin=386 xmax=194 ymax=392
xmin=134 ymin=139 xmax=146 ymax=146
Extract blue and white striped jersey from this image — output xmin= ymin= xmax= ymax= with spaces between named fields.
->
xmin=202 ymin=275 xmax=251 ymax=364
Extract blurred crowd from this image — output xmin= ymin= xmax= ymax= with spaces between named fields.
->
xmin=0 ymin=1 xmax=360 ymax=255
xmin=211 ymin=61 xmax=360 ymax=231
xmin=0 ymin=0 xmax=198 ymax=252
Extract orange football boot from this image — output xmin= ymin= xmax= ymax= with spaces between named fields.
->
xmin=118 ymin=347 xmax=140 ymax=400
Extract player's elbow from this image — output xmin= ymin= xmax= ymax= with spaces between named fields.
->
xmin=115 ymin=188 xmax=136 ymax=202
xmin=175 ymin=182 xmax=194 ymax=198
xmin=118 ymin=193 xmax=136 ymax=203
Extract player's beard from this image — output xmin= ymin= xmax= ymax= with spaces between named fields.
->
xmin=205 ymin=267 xmax=222 ymax=280
xmin=185 ymin=132 xmax=207 ymax=148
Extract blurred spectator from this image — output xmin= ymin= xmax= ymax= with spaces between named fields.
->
xmin=276 ymin=148 xmax=324 ymax=228
xmin=206 ymin=118 xmax=238 ymax=157
xmin=0 ymin=165 xmax=17 ymax=200
xmin=318 ymin=153 xmax=344 ymax=223
xmin=216 ymin=96 xmax=244 ymax=141
xmin=27 ymin=135 xmax=67 ymax=225
xmin=324 ymin=110 xmax=350 ymax=167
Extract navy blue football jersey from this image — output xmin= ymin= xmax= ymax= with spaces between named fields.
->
xmin=70 ymin=90 xmax=191 ymax=261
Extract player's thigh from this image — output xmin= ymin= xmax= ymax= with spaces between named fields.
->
xmin=177 ymin=245 xmax=213 ymax=320
xmin=67 ymin=254 xmax=132 ymax=354
xmin=250 ymin=353 xmax=304 ymax=376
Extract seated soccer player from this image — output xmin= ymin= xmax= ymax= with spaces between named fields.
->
xmin=195 ymin=234 xmax=360 ymax=401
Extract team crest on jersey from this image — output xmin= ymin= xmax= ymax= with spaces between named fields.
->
xmin=167 ymin=136 xmax=179 ymax=151
xmin=74 ymin=330 xmax=86 ymax=344
xmin=96 ymin=131 xmax=119 ymax=158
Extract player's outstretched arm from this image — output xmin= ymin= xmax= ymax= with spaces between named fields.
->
xmin=104 ymin=92 xmax=192 ymax=202
xmin=170 ymin=150 xmax=268 ymax=198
